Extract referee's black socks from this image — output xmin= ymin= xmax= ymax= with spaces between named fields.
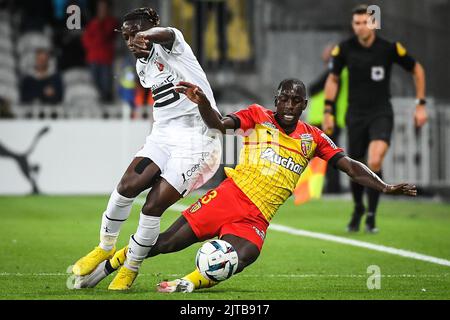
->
xmin=350 ymin=181 xmax=365 ymax=214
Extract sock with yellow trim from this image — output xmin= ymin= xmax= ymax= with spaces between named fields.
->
xmin=182 ymin=269 xmax=218 ymax=290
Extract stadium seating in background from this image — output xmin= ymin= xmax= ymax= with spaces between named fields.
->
xmin=62 ymin=67 xmax=105 ymax=117
xmin=0 ymin=11 xmax=18 ymax=106
xmin=0 ymin=24 xmax=13 ymax=52
xmin=16 ymin=32 xmax=52 ymax=53
xmin=0 ymin=85 xmax=19 ymax=105
xmin=62 ymin=68 xmax=94 ymax=87
xmin=0 ymin=37 xmax=13 ymax=54
xmin=63 ymin=83 xmax=99 ymax=107
xmin=0 ymin=13 xmax=11 ymax=38
xmin=63 ymin=82 xmax=100 ymax=117
xmin=0 ymin=68 xmax=17 ymax=89
xmin=0 ymin=53 xmax=14 ymax=70
xmin=0 ymin=61 xmax=18 ymax=103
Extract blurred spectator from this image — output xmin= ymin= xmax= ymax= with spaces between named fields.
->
xmin=20 ymin=48 xmax=63 ymax=105
xmin=81 ymin=0 xmax=118 ymax=103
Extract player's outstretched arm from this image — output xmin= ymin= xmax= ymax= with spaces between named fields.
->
xmin=335 ymin=156 xmax=417 ymax=196
xmin=175 ymin=81 xmax=236 ymax=134
xmin=133 ymin=27 xmax=175 ymax=53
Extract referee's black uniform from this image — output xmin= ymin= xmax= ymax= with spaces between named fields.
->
xmin=329 ymin=35 xmax=416 ymax=230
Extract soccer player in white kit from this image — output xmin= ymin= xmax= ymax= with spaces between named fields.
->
xmin=72 ymin=7 xmax=221 ymax=290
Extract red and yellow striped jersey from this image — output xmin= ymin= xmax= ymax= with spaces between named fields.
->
xmin=225 ymin=104 xmax=343 ymax=221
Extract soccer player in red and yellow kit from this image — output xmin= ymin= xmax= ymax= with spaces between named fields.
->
xmin=74 ymin=79 xmax=417 ymax=292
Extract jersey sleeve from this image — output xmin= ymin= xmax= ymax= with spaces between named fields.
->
xmin=313 ymin=127 xmax=345 ymax=161
xmin=227 ymin=104 xmax=262 ymax=131
xmin=329 ymin=43 xmax=346 ymax=76
xmin=165 ymin=27 xmax=188 ymax=55
xmin=392 ymin=42 xmax=416 ymax=72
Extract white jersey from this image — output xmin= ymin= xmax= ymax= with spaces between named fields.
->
xmin=136 ymin=27 xmax=219 ymax=124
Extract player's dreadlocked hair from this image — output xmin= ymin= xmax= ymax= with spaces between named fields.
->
xmin=122 ymin=7 xmax=160 ymax=26
xmin=276 ymin=78 xmax=306 ymax=96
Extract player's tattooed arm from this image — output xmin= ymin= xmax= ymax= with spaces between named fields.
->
xmin=335 ymin=156 xmax=417 ymax=196
xmin=175 ymin=81 xmax=236 ymax=134
xmin=133 ymin=27 xmax=175 ymax=52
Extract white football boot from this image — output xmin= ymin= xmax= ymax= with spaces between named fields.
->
xmin=74 ymin=260 xmax=112 ymax=289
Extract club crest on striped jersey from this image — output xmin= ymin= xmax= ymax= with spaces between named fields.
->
xmin=301 ymin=140 xmax=313 ymax=157
xmin=299 ymin=134 xmax=314 ymax=157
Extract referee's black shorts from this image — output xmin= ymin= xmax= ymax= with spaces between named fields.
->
xmin=346 ymin=113 xmax=394 ymax=159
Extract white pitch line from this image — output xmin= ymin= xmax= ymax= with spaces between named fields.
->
xmin=268 ymin=224 xmax=450 ymax=268
xmin=136 ymin=200 xmax=450 ymax=268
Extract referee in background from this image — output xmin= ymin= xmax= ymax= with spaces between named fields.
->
xmin=322 ymin=4 xmax=428 ymax=233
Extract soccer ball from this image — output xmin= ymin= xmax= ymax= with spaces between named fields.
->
xmin=195 ymin=239 xmax=239 ymax=282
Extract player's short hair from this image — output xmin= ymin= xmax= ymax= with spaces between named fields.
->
xmin=122 ymin=7 xmax=160 ymax=27
xmin=98 ymin=0 xmax=112 ymax=6
xmin=352 ymin=4 xmax=369 ymax=16
xmin=276 ymin=78 xmax=306 ymax=97
xmin=35 ymin=47 xmax=49 ymax=55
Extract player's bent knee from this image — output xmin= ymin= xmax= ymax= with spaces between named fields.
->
xmin=141 ymin=201 xmax=166 ymax=216
xmin=117 ymin=180 xmax=141 ymax=198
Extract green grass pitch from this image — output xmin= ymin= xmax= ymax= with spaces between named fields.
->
xmin=0 ymin=194 xmax=449 ymax=300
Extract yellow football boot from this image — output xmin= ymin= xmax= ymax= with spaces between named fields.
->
xmin=72 ymin=246 xmax=116 ymax=276
xmin=110 ymin=246 xmax=128 ymax=269
xmin=108 ymin=265 xmax=138 ymax=290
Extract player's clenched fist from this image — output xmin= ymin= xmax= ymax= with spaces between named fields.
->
xmin=129 ymin=32 xmax=150 ymax=55
xmin=176 ymin=81 xmax=211 ymax=107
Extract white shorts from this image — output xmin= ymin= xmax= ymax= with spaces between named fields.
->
xmin=135 ymin=122 xmax=221 ymax=197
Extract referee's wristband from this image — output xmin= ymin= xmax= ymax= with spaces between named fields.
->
xmin=324 ymin=99 xmax=334 ymax=114
xmin=415 ymin=98 xmax=426 ymax=106
xmin=324 ymin=99 xmax=335 ymax=107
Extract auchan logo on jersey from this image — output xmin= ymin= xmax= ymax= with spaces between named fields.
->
xmin=260 ymin=147 xmax=303 ymax=174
